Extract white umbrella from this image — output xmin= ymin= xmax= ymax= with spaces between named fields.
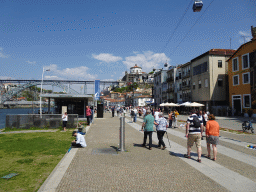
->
xmin=180 ymin=102 xmax=192 ymax=107
xmin=160 ymin=103 xmax=168 ymax=106
xmin=190 ymin=102 xmax=205 ymax=107
xmin=165 ymin=102 xmax=180 ymax=107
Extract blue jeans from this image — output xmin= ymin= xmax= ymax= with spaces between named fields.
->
xmin=134 ymin=114 xmax=137 ymax=122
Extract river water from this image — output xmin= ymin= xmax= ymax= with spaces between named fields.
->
xmin=0 ymin=108 xmax=50 ymax=129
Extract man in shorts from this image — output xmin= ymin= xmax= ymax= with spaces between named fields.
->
xmin=184 ymin=110 xmax=203 ymax=162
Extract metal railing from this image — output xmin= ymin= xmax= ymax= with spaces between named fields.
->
xmin=6 ymin=114 xmax=79 ymax=129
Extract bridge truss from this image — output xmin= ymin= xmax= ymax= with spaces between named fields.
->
xmin=0 ymin=80 xmax=118 ymax=104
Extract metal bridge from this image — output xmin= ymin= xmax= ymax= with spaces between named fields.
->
xmin=0 ymin=79 xmax=118 ymax=104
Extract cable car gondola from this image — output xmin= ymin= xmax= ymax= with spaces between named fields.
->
xmin=193 ymin=0 xmax=203 ymax=12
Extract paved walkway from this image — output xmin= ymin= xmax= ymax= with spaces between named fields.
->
xmin=39 ymin=113 xmax=256 ymax=191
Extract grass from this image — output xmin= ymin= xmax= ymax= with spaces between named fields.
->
xmin=0 ymin=130 xmax=75 ymax=192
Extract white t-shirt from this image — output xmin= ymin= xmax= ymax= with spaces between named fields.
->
xmin=76 ymin=133 xmax=87 ymax=147
xmin=154 ymin=111 xmax=160 ymax=121
xmin=133 ymin=109 xmax=138 ymax=114
xmin=143 ymin=108 xmax=146 ymax=116
xmin=203 ymin=114 xmax=208 ymax=121
xmin=62 ymin=114 xmax=68 ymax=121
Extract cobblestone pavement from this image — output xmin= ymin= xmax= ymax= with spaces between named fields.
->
xmin=55 ymin=113 xmax=256 ymax=191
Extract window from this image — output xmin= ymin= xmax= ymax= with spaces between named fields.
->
xmin=242 ymin=53 xmax=249 ymax=69
xmin=218 ymin=79 xmax=223 ymax=87
xmin=218 ymin=60 xmax=222 ymax=68
xmin=193 ymin=82 xmax=195 ymax=89
xmin=180 ymin=94 xmax=182 ymax=99
xmin=242 ymin=72 xmax=250 ymax=84
xmin=198 ymin=80 xmax=201 ymax=89
xmin=205 ymin=79 xmax=208 ymax=87
xmin=243 ymin=94 xmax=251 ymax=108
xmin=232 ymin=57 xmax=238 ymax=72
xmin=233 ymin=75 xmax=239 ymax=86
xmin=193 ymin=62 xmax=207 ymax=76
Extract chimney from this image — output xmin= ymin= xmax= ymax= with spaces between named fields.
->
xmin=251 ymin=26 xmax=256 ymax=40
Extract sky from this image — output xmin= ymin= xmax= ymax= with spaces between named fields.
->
xmin=0 ymin=0 xmax=255 ymax=86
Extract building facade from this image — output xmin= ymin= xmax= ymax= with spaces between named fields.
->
xmin=181 ymin=62 xmax=191 ymax=102
xmin=191 ymin=49 xmax=235 ymax=112
xmin=227 ymin=37 xmax=256 ymax=115
xmin=153 ymin=70 xmax=167 ymax=106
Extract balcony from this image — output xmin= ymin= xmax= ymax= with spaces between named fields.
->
xmin=182 ymin=84 xmax=191 ymax=89
xmin=182 ymin=73 xmax=190 ymax=79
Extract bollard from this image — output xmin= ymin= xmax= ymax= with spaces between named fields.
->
xmin=119 ymin=117 xmax=125 ymax=152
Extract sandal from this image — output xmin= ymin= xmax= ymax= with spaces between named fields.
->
xmin=197 ymin=159 xmax=201 ymax=163
xmin=207 ymin=155 xmax=211 ymax=159
xmin=184 ymin=154 xmax=191 ymax=159
xmin=212 ymin=158 xmax=216 ymax=161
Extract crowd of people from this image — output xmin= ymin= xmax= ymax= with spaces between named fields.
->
xmin=69 ymin=105 xmax=220 ymax=163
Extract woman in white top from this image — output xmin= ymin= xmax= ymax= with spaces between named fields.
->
xmin=62 ymin=112 xmax=68 ymax=131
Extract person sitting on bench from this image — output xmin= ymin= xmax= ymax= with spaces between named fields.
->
xmin=71 ymin=131 xmax=87 ymax=148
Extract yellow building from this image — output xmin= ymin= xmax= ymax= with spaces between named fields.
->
xmin=227 ymin=36 xmax=256 ymax=115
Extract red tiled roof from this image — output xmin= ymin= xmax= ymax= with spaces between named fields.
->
xmin=191 ymin=49 xmax=236 ymax=62
xmin=134 ymin=95 xmax=152 ymax=98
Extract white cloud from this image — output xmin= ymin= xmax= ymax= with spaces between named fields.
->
xmin=44 ymin=75 xmax=62 ymax=80
xmin=0 ymin=47 xmax=9 ymax=58
xmin=122 ymin=51 xmax=170 ymax=72
xmin=44 ymin=64 xmax=97 ymax=80
xmin=26 ymin=60 xmax=36 ymax=65
xmin=238 ymin=31 xmax=252 ymax=43
xmin=92 ymin=53 xmax=122 ymax=63
xmin=0 ymin=76 xmax=12 ymax=80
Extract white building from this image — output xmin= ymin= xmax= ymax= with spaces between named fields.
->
xmin=153 ymin=70 xmax=167 ymax=106
xmin=133 ymin=95 xmax=152 ymax=106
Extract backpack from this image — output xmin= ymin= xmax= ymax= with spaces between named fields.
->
xmin=193 ymin=116 xmax=201 ymax=128
xmin=171 ymin=113 xmax=175 ymax=120
xmin=131 ymin=110 xmax=135 ymax=116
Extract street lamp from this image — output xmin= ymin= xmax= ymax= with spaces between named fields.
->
xmin=40 ymin=67 xmax=50 ymax=118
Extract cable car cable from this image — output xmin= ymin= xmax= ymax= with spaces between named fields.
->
xmin=168 ymin=0 xmax=216 ymax=58
xmin=162 ymin=0 xmax=193 ymax=53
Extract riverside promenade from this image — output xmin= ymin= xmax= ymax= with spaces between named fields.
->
xmin=39 ymin=112 xmax=256 ymax=192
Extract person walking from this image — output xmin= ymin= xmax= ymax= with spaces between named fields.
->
xmin=131 ymin=108 xmax=135 ymax=122
xmin=111 ymin=107 xmax=115 ymax=118
xmin=168 ymin=111 xmax=174 ymax=128
xmin=62 ymin=112 xmax=68 ymax=131
xmin=86 ymin=106 xmax=92 ymax=125
xmin=198 ymin=110 xmax=204 ymax=140
xmin=154 ymin=108 xmax=160 ymax=122
xmin=206 ymin=114 xmax=220 ymax=161
xmin=90 ymin=106 xmax=94 ymax=124
xmin=184 ymin=109 xmax=203 ymax=163
xmin=173 ymin=109 xmax=179 ymax=128
xmin=154 ymin=112 xmax=168 ymax=150
xmin=133 ymin=107 xmax=138 ymax=122
xmin=141 ymin=109 xmax=155 ymax=150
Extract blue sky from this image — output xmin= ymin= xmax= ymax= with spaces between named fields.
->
xmin=0 ymin=0 xmax=255 ymax=83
